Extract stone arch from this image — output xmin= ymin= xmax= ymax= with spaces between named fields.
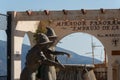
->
xmin=56 ymin=32 xmax=106 ymax=64
xmin=50 ymin=25 xmax=108 ymax=51
xmin=12 ymin=21 xmax=40 ymax=79
xmin=56 ymin=32 xmax=105 ymax=47
xmin=49 ymin=21 xmax=113 ymax=80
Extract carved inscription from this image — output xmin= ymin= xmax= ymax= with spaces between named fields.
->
xmin=56 ymin=20 xmax=120 ymax=31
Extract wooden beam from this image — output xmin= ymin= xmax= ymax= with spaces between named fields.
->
xmin=112 ymin=50 xmax=120 ymax=55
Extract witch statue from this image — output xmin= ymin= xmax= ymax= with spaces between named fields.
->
xmin=20 ymin=33 xmax=65 ymax=80
xmin=36 ymin=27 xmax=71 ymax=80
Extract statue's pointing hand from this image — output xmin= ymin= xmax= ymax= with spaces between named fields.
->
xmin=66 ymin=53 xmax=71 ymax=58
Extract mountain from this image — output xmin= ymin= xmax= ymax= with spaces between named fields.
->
xmin=56 ymin=47 xmax=101 ymax=64
xmin=0 ymin=40 xmax=102 ymax=76
xmin=0 ymin=40 xmax=7 ymax=76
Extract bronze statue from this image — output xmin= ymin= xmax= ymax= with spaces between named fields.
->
xmin=36 ymin=27 xmax=71 ymax=80
xmin=20 ymin=33 xmax=58 ymax=80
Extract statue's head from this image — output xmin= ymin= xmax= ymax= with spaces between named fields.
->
xmin=36 ymin=33 xmax=53 ymax=47
xmin=46 ymin=27 xmax=57 ymax=42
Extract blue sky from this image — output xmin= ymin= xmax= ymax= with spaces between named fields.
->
xmin=56 ymin=33 xmax=104 ymax=61
xmin=0 ymin=0 xmax=120 ymax=61
xmin=0 ymin=0 xmax=120 ymax=14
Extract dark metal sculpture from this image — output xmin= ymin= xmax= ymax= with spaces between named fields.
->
xmin=36 ymin=27 xmax=71 ymax=80
xmin=20 ymin=33 xmax=61 ymax=80
xmin=20 ymin=27 xmax=71 ymax=80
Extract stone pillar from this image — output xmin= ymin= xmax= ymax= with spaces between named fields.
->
xmin=112 ymin=60 xmax=120 ymax=80
xmin=13 ymin=36 xmax=24 ymax=79
xmin=107 ymin=65 xmax=113 ymax=80
xmin=11 ymin=21 xmax=39 ymax=80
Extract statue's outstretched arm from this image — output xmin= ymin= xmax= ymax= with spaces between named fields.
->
xmin=46 ymin=49 xmax=71 ymax=57
xmin=53 ymin=51 xmax=71 ymax=58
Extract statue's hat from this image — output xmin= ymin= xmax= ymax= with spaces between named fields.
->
xmin=46 ymin=27 xmax=57 ymax=38
xmin=37 ymin=33 xmax=53 ymax=45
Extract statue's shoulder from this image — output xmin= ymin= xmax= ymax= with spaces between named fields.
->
xmin=28 ymin=45 xmax=39 ymax=52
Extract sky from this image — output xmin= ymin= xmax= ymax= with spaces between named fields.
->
xmin=0 ymin=0 xmax=120 ymax=62
xmin=0 ymin=0 xmax=120 ymax=14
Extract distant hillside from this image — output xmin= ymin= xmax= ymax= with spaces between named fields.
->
xmin=0 ymin=40 xmax=101 ymax=76
xmin=0 ymin=40 xmax=7 ymax=76
xmin=56 ymin=47 xmax=101 ymax=64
